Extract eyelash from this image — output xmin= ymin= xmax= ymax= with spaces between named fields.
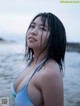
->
xmin=30 ymin=25 xmax=35 ymax=28
xmin=40 ymin=27 xmax=46 ymax=31
xmin=29 ymin=25 xmax=46 ymax=31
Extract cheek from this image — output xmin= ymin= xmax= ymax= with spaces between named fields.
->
xmin=26 ymin=30 xmax=30 ymax=40
xmin=41 ymin=33 xmax=50 ymax=43
xmin=27 ymin=30 xmax=30 ymax=36
xmin=26 ymin=34 xmax=28 ymax=41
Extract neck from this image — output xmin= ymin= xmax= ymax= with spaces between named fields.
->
xmin=33 ymin=49 xmax=47 ymax=64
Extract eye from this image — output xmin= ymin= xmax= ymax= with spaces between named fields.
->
xmin=29 ymin=24 xmax=35 ymax=28
xmin=40 ymin=27 xmax=46 ymax=31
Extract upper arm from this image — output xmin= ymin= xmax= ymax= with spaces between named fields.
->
xmin=40 ymin=64 xmax=64 ymax=106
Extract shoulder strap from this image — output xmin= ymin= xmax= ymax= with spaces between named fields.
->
xmin=27 ymin=58 xmax=46 ymax=85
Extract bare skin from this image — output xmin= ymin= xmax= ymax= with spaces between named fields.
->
xmin=14 ymin=17 xmax=64 ymax=106
xmin=14 ymin=58 xmax=63 ymax=106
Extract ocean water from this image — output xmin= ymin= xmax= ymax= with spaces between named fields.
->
xmin=0 ymin=43 xmax=80 ymax=106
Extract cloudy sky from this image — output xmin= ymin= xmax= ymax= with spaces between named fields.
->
xmin=0 ymin=0 xmax=80 ymax=43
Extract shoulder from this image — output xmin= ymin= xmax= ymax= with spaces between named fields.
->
xmin=39 ymin=59 xmax=63 ymax=106
xmin=42 ymin=59 xmax=61 ymax=78
xmin=40 ymin=59 xmax=63 ymax=89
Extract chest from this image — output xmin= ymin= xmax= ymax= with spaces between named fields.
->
xmin=14 ymin=66 xmax=44 ymax=106
xmin=14 ymin=66 xmax=35 ymax=92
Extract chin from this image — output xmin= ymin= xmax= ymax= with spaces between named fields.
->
xmin=28 ymin=45 xmax=40 ymax=50
xmin=27 ymin=44 xmax=35 ymax=49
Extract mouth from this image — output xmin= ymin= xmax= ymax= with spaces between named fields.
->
xmin=28 ymin=37 xmax=37 ymax=41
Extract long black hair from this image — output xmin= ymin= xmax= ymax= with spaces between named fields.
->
xmin=25 ymin=12 xmax=67 ymax=71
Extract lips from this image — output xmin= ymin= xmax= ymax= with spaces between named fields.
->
xmin=28 ymin=36 xmax=37 ymax=41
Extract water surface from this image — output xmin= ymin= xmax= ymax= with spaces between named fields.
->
xmin=0 ymin=43 xmax=80 ymax=106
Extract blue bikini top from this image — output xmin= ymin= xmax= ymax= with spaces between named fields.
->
xmin=10 ymin=58 xmax=46 ymax=106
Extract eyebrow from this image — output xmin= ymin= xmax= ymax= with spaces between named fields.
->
xmin=32 ymin=22 xmax=48 ymax=28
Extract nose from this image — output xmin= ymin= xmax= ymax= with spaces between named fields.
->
xmin=31 ymin=27 xmax=38 ymax=36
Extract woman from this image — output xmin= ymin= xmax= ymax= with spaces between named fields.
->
xmin=11 ymin=12 xmax=66 ymax=106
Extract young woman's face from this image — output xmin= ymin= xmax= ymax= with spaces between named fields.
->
xmin=27 ymin=16 xmax=50 ymax=50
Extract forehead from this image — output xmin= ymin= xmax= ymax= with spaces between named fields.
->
xmin=32 ymin=16 xmax=48 ymax=26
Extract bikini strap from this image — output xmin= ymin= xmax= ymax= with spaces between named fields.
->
xmin=27 ymin=58 xmax=46 ymax=85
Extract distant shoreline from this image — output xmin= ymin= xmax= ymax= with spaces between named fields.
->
xmin=0 ymin=37 xmax=15 ymax=44
xmin=0 ymin=37 xmax=80 ymax=52
xmin=66 ymin=42 xmax=80 ymax=52
xmin=0 ymin=38 xmax=9 ymax=44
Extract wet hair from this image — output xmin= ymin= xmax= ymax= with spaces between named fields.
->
xmin=25 ymin=12 xmax=67 ymax=71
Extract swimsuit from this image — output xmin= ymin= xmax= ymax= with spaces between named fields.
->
xmin=10 ymin=59 xmax=46 ymax=106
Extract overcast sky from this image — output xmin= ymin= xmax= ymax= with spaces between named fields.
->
xmin=0 ymin=0 xmax=80 ymax=43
